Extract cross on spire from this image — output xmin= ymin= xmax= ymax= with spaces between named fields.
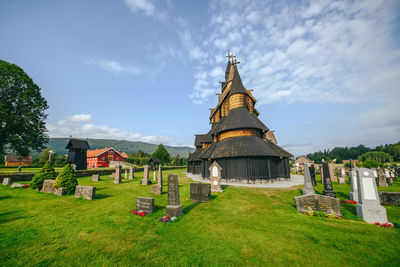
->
xmin=226 ymin=51 xmax=236 ymax=63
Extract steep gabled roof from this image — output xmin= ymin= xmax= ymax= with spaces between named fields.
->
xmin=225 ymin=60 xmax=231 ymax=80
xmin=229 ymin=67 xmax=247 ymax=95
xmin=265 ymin=139 xmax=293 ymax=157
xmin=199 ymin=142 xmax=217 ymax=159
xmin=200 ymin=130 xmax=213 ymax=143
xmin=215 ymin=107 xmax=269 ymax=134
xmin=65 ymin=138 xmax=90 ymax=150
xmin=188 ymin=149 xmax=202 ymax=162
xmin=194 ymin=134 xmax=206 ymax=147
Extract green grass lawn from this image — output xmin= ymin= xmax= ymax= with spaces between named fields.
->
xmin=1 ymin=169 xmax=399 ymax=266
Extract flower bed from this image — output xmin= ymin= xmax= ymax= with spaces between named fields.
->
xmin=303 ymin=210 xmax=342 ymax=219
xmin=340 ymin=199 xmax=358 ymax=205
xmin=131 ymin=210 xmax=146 ymax=217
xmin=374 ymin=222 xmax=393 ymax=228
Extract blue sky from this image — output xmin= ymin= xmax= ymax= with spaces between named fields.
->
xmin=1 ymin=0 xmax=399 ymax=156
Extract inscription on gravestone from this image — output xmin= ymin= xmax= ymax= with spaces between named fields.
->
xmin=136 ymin=197 xmax=154 ymax=214
xmin=294 ymin=195 xmax=342 ymax=216
xmin=209 ymin=161 xmax=223 ymax=192
xmin=190 ymin=183 xmax=211 ymax=203
xmin=166 ymin=174 xmax=183 ymax=216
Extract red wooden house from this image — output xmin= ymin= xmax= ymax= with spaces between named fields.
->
xmin=87 ymin=147 xmax=128 ymax=168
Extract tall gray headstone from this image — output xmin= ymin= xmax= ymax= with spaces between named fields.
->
xmin=377 ymin=170 xmax=388 ymax=187
xmin=338 ymin=167 xmax=346 ymax=184
xmin=129 ymin=165 xmax=134 ymax=180
xmin=349 ymin=171 xmax=359 ymax=202
xmin=124 ymin=169 xmax=127 ymax=179
xmin=303 ymin=163 xmax=315 ymax=195
xmin=114 ymin=166 xmax=122 ymax=184
xmin=153 ymin=171 xmax=156 ymax=181
xmin=355 ymin=168 xmax=388 ymax=224
xmin=166 ymin=174 xmax=183 ymax=216
xmin=322 ymin=162 xmax=336 ymax=198
xmin=209 ymin=161 xmax=223 ymax=192
xmin=141 ymin=165 xmax=150 ymax=185
xmin=328 ymin=164 xmax=337 ymax=182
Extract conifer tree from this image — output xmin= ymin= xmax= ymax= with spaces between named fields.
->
xmin=53 ymin=164 xmax=78 ymax=194
xmin=31 ymin=161 xmax=57 ymax=189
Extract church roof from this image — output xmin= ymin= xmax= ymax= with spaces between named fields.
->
xmin=188 ymin=149 xmax=202 ymax=162
xmin=194 ymin=134 xmax=206 ymax=147
xmin=199 ymin=142 xmax=217 ymax=159
xmin=209 ymin=136 xmax=287 ymax=159
xmin=65 ymin=138 xmax=90 ymax=150
xmin=225 ymin=60 xmax=231 ymax=80
xmin=213 ymin=107 xmax=269 ymax=134
xmin=200 ymin=130 xmax=213 ymax=143
xmin=229 ymin=67 xmax=247 ymax=95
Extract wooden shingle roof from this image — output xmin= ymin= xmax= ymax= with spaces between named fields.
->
xmin=65 ymin=138 xmax=90 ymax=150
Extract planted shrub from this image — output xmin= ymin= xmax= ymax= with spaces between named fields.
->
xmin=30 ymin=161 xmax=57 ymax=189
xmin=53 ymin=164 xmax=78 ymax=194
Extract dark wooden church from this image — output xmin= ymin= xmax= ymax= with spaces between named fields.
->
xmin=187 ymin=55 xmax=292 ymax=182
xmin=66 ymin=138 xmax=90 ymax=170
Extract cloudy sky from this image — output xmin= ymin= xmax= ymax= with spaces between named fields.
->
xmin=1 ymin=0 xmax=399 ymax=156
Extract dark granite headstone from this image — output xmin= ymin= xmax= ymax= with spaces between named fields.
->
xmin=379 ymin=191 xmax=400 ymax=205
xmin=322 ymin=162 xmax=336 ymax=198
xmin=294 ymin=194 xmax=342 ymax=216
xmin=166 ymin=174 xmax=183 ymax=216
xmin=75 ymin=185 xmax=96 ymax=200
xmin=136 ymin=197 xmax=154 ymax=214
xmin=190 ymin=183 xmax=211 ymax=203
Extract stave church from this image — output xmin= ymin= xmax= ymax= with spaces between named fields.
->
xmin=187 ymin=54 xmax=292 ymax=183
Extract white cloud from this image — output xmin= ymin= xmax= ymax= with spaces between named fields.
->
xmin=86 ymin=59 xmax=142 ymax=75
xmin=47 ymin=115 xmax=173 ymax=144
xmin=124 ymin=0 xmax=166 ymax=20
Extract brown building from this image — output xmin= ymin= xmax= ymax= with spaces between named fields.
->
xmin=5 ymin=155 xmax=33 ymax=167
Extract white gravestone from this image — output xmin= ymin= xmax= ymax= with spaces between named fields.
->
xmin=349 ymin=171 xmax=359 ymax=202
xmin=355 ymin=168 xmax=388 ymax=224
xmin=209 ymin=161 xmax=223 ymax=192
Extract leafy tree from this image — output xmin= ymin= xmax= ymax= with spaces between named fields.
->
xmin=362 ymin=159 xmax=379 ymax=169
xmin=358 ymin=151 xmax=391 ymax=163
xmin=172 ymin=154 xmax=181 ymax=166
xmin=38 ymin=147 xmax=52 ymax=165
xmin=152 ymin=144 xmax=171 ymax=165
xmin=54 ymin=164 xmax=78 ymax=194
xmin=0 ymin=60 xmax=49 ymax=157
xmin=31 ymin=161 xmax=57 ymax=189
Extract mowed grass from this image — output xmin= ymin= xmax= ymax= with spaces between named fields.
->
xmin=1 ymin=169 xmax=399 ymax=266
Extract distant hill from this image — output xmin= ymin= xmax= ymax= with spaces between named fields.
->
xmin=43 ymin=138 xmax=194 ymax=157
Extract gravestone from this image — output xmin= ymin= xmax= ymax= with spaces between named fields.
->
xmin=349 ymin=159 xmax=354 ymax=170
xmin=349 ymin=171 xmax=359 ymax=202
xmin=142 ymin=165 xmax=150 ymax=185
xmin=294 ymin=195 xmax=342 ymax=216
xmin=124 ymin=169 xmax=127 ymax=179
xmin=355 ymin=168 xmax=388 ymax=224
xmin=41 ymin=180 xmax=65 ymax=196
xmin=110 ymin=172 xmax=115 ymax=178
xmin=338 ymin=167 xmax=346 ymax=184
xmin=75 ymin=185 xmax=96 ymax=200
xmin=151 ymin=165 xmax=163 ymax=194
xmin=136 ymin=197 xmax=154 ymax=214
xmin=385 ymin=169 xmax=393 ymax=184
xmin=302 ymin=163 xmax=315 ymax=195
xmin=377 ymin=170 xmax=388 ymax=187
xmin=322 ymin=162 xmax=336 ymax=198
xmin=190 ymin=183 xmax=211 ymax=203
xmin=92 ymin=174 xmax=100 ymax=182
xmin=129 ymin=165 xmax=134 ymax=180
xmin=2 ymin=177 xmax=12 ymax=185
xmin=209 ymin=161 xmax=223 ymax=192
xmin=320 ymin=164 xmax=324 ymax=183
xmin=114 ymin=166 xmax=122 ymax=184
xmin=379 ymin=191 xmax=400 ymax=206
xmin=153 ymin=172 xmax=156 ymax=181
xmin=328 ymin=164 xmax=337 ymax=182
xmin=166 ymin=174 xmax=183 ymax=216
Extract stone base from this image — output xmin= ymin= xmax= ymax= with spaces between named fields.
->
xmin=92 ymin=174 xmax=100 ymax=182
xmin=378 ymin=191 xmax=400 ymax=205
xmin=349 ymin=192 xmax=359 ymax=202
xmin=114 ymin=179 xmax=121 ymax=184
xmin=166 ymin=205 xmax=183 ymax=217
xmin=303 ymin=189 xmax=315 ymax=195
xmin=151 ymin=185 xmax=163 ymax=194
xmin=356 ymin=203 xmax=388 ymax=224
xmin=323 ymin=190 xmax=336 ymax=198
xmin=338 ymin=177 xmax=346 ymax=184
xmin=378 ymin=182 xmax=388 ymax=187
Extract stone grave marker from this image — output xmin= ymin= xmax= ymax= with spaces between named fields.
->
xmin=377 ymin=170 xmax=388 ymax=187
xmin=41 ymin=180 xmax=65 ymax=196
xmin=114 ymin=166 xmax=122 ymax=184
xmin=349 ymin=171 xmax=359 ymax=202
xmin=110 ymin=172 xmax=115 ymax=178
xmin=320 ymin=164 xmax=324 ymax=183
xmin=385 ymin=169 xmax=393 ymax=184
xmin=141 ymin=165 xmax=150 ymax=185
xmin=190 ymin=183 xmax=211 ymax=203
xmin=124 ymin=169 xmax=127 ymax=179
xmin=2 ymin=177 xmax=12 ymax=185
xmin=153 ymin=172 xmax=156 ymax=181
xmin=166 ymin=174 xmax=183 ymax=216
xmin=209 ymin=161 xmax=223 ymax=192
xmin=294 ymin=194 xmax=342 ymax=216
xmin=328 ymin=164 xmax=337 ymax=182
xmin=355 ymin=168 xmax=388 ymax=224
xmin=136 ymin=197 xmax=154 ymax=214
xmin=322 ymin=162 xmax=336 ymax=198
xmin=129 ymin=165 xmax=134 ymax=180
xmin=338 ymin=167 xmax=346 ymax=184
xmin=302 ymin=163 xmax=315 ymax=195
xmin=151 ymin=165 xmax=163 ymax=194
xmin=75 ymin=185 xmax=96 ymax=200
xmin=92 ymin=174 xmax=100 ymax=182
xmin=378 ymin=191 xmax=400 ymax=206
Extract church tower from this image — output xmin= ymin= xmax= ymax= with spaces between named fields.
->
xmin=187 ymin=54 xmax=292 ymax=182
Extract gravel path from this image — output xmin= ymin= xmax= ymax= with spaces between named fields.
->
xmin=184 ymin=172 xmax=304 ymax=189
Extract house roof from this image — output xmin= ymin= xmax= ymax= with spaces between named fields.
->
xmin=5 ymin=155 xmax=33 ymax=162
xmin=65 ymin=138 xmax=90 ymax=150
xmin=213 ymin=107 xmax=269 ymax=134
xmin=295 ymin=156 xmax=313 ymax=163
xmin=209 ymin=136 xmax=289 ymax=159
xmin=87 ymin=147 xmax=128 ymax=158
